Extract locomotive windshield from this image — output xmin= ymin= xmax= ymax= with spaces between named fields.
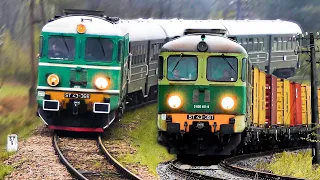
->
xmin=85 ymin=38 xmax=113 ymax=62
xmin=167 ymin=55 xmax=197 ymax=81
xmin=48 ymin=36 xmax=75 ymax=60
xmin=207 ymin=56 xmax=238 ymax=82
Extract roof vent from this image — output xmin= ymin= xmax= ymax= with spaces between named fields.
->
xmin=63 ymin=9 xmax=105 ymax=17
xmin=184 ymin=29 xmax=227 ymax=36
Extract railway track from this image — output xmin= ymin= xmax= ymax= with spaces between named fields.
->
xmin=53 ymin=134 xmax=143 ymax=180
xmin=52 ymin=100 xmax=157 ymax=180
xmin=162 ymin=146 xmax=309 ymax=180
xmin=166 ymin=160 xmax=225 ymax=180
xmin=219 ymin=146 xmax=309 ymax=180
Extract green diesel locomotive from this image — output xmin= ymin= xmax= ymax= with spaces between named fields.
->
xmin=157 ymin=33 xmax=249 ymax=155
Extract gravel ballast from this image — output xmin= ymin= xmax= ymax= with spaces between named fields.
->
xmin=157 ymin=161 xmax=251 ymax=180
xmin=3 ymin=126 xmax=73 ymax=180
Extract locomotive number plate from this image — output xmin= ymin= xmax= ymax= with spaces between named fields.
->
xmin=64 ymin=93 xmax=90 ymax=99
xmin=187 ymin=114 xmax=214 ymax=120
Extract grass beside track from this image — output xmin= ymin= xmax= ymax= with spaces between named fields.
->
xmin=257 ymin=150 xmax=320 ymax=180
xmin=0 ymin=83 xmax=41 ymax=180
xmin=103 ymin=104 xmax=174 ymax=178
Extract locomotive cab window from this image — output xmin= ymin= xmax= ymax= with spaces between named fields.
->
xmin=85 ymin=38 xmax=113 ymax=62
xmin=207 ymin=56 xmax=238 ymax=82
xmin=48 ymin=36 xmax=75 ymax=60
xmin=167 ymin=55 xmax=198 ymax=81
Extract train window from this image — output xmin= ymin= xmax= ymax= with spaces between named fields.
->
xmin=85 ymin=38 xmax=113 ymax=62
xmin=241 ymin=58 xmax=247 ymax=82
xmin=261 ymin=38 xmax=265 ymax=51
xmin=48 ymin=36 xmax=75 ymax=60
xmin=167 ymin=55 xmax=198 ymax=81
xmin=283 ymin=37 xmax=287 ymax=51
xmin=207 ymin=56 xmax=238 ymax=82
xmin=279 ymin=37 xmax=283 ymax=50
xmin=248 ymin=38 xmax=253 ymax=51
xmin=159 ymin=56 xmax=163 ymax=80
xmin=253 ymin=38 xmax=258 ymax=51
xmin=273 ymin=37 xmax=278 ymax=51
xmin=242 ymin=38 xmax=247 ymax=49
xmin=292 ymin=39 xmax=297 ymax=50
xmin=288 ymin=38 xmax=292 ymax=50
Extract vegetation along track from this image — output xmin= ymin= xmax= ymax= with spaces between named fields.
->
xmin=219 ymin=146 xmax=309 ymax=180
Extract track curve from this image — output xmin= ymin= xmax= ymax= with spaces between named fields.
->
xmin=53 ymin=134 xmax=142 ymax=180
xmin=98 ymin=136 xmax=142 ymax=180
xmin=166 ymin=160 xmax=225 ymax=180
xmin=52 ymin=134 xmax=88 ymax=180
xmin=218 ymin=146 xmax=309 ymax=180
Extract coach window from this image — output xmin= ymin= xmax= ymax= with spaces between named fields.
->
xmin=273 ymin=37 xmax=278 ymax=51
xmin=253 ymin=38 xmax=258 ymax=51
xmin=207 ymin=56 xmax=238 ymax=82
xmin=279 ymin=37 xmax=283 ymax=50
xmin=288 ymin=38 xmax=292 ymax=50
xmin=85 ymin=38 xmax=113 ymax=62
xmin=283 ymin=37 xmax=287 ymax=51
xmin=167 ymin=55 xmax=198 ymax=81
xmin=48 ymin=36 xmax=75 ymax=60
xmin=242 ymin=38 xmax=247 ymax=49
xmin=248 ymin=38 xmax=253 ymax=51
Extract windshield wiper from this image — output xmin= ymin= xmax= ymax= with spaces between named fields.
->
xmin=221 ymin=55 xmax=237 ymax=74
xmin=98 ymin=36 xmax=106 ymax=58
xmin=171 ymin=53 xmax=184 ymax=72
xmin=60 ymin=34 xmax=70 ymax=53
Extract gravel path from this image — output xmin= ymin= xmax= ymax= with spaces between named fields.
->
xmin=3 ymin=125 xmax=73 ymax=180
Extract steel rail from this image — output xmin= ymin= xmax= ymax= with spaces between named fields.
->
xmin=52 ymin=134 xmax=89 ymax=180
xmin=98 ymin=136 xmax=142 ymax=180
xmin=219 ymin=146 xmax=309 ymax=180
xmin=167 ymin=160 xmax=225 ymax=180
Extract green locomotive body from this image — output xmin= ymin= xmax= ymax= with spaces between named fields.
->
xmin=37 ymin=13 xmax=130 ymax=132
xmin=157 ymin=34 xmax=250 ymax=155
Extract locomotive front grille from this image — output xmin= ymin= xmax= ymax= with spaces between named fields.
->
xmin=70 ymin=69 xmax=88 ymax=87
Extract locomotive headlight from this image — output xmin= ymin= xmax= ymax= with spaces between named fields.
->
xmin=95 ymin=77 xmax=109 ymax=90
xmin=221 ymin=97 xmax=235 ymax=110
xmin=47 ymin=74 xmax=60 ymax=87
xmin=168 ymin=95 xmax=182 ymax=109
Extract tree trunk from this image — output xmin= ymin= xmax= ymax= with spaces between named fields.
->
xmin=29 ymin=0 xmax=36 ymax=107
xmin=40 ymin=0 xmax=47 ymax=26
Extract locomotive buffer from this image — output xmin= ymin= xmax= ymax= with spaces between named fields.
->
xmin=296 ymin=32 xmax=320 ymax=164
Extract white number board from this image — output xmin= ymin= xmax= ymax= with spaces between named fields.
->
xmin=7 ymin=134 xmax=18 ymax=152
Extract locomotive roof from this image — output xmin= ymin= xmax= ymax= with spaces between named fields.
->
xmin=161 ymin=35 xmax=246 ymax=54
xmin=42 ymin=16 xmax=125 ymax=36
xmin=115 ymin=20 xmax=167 ymax=41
